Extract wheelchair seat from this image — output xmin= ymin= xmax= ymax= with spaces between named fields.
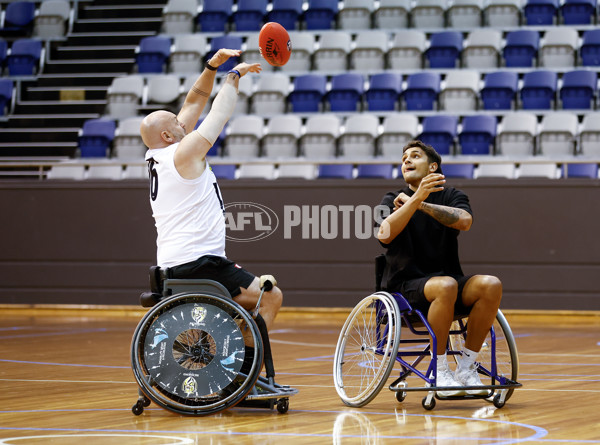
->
xmin=131 ymin=267 xmax=298 ymax=416
xmin=333 ymin=256 xmax=521 ymax=410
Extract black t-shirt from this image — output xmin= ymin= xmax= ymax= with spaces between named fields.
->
xmin=378 ymin=186 xmax=473 ymax=292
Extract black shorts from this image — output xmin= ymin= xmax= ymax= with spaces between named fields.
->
xmin=398 ymin=274 xmax=475 ymax=317
xmin=168 ymin=255 xmax=256 ymax=297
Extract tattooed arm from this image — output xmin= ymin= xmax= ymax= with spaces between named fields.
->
xmin=418 ymin=201 xmax=472 ymax=231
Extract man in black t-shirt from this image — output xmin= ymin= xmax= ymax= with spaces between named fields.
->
xmin=377 ymin=140 xmax=502 ymax=396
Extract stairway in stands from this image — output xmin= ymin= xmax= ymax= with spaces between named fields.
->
xmin=0 ymin=0 xmax=165 ymax=158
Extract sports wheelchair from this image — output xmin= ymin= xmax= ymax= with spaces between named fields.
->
xmin=131 ymin=266 xmax=297 ymax=416
xmin=333 ymin=256 xmax=521 ymax=410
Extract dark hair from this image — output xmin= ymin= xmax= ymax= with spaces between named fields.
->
xmin=402 ymin=140 xmax=443 ymax=174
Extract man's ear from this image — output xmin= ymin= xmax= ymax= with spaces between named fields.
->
xmin=429 ymin=162 xmax=438 ymax=172
xmin=160 ymin=130 xmax=172 ymax=143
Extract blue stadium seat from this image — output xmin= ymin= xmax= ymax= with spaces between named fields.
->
xmin=305 ymin=0 xmax=339 ymax=30
xmin=418 ymin=115 xmax=458 ymax=155
xmin=326 ymin=73 xmax=364 ymax=112
xmin=289 ymin=74 xmax=327 ymax=112
xmin=442 ymin=163 xmax=475 ymax=179
xmin=560 ymin=70 xmax=598 ymax=109
xmin=206 ymin=35 xmax=242 ymax=72
xmin=561 ymin=0 xmax=597 ymax=24
xmin=366 ymin=72 xmax=402 ymax=111
xmin=356 ymin=164 xmax=394 ymax=179
xmin=402 ymin=72 xmax=441 ymax=111
xmin=318 ymin=164 xmax=354 ymax=179
xmin=136 ymin=36 xmax=171 ymax=74
xmin=520 ymin=70 xmax=558 ymax=109
xmin=78 ymin=119 xmax=116 ymax=158
xmin=459 ymin=115 xmax=497 ymax=155
xmin=564 ymin=163 xmax=598 ymax=178
xmin=267 ymin=0 xmax=304 ymax=30
xmin=0 ymin=39 xmax=8 ymax=71
xmin=6 ymin=38 xmax=42 ymax=76
xmin=0 ymin=78 xmax=13 ymax=116
xmin=524 ymin=0 xmax=559 ymax=24
xmin=480 ymin=71 xmax=519 ymax=110
xmin=1 ymin=1 xmax=36 ymax=36
xmin=197 ymin=0 xmax=233 ymax=32
xmin=425 ymin=31 xmax=463 ymax=68
xmin=211 ymin=164 xmax=237 ymax=179
xmin=233 ymin=0 xmax=267 ymax=31
xmin=503 ymin=30 xmax=540 ymax=67
xmin=581 ymin=29 xmax=600 ymax=66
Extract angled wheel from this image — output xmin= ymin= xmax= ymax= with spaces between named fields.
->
xmin=131 ymin=292 xmax=263 ymax=416
xmin=333 ymin=292 xmax=401 ymax=407
xmin=449 ymin=309 xmax=519 ymax=402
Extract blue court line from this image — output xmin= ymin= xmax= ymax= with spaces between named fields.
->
xmin=0 ymin=328 xmax=108 ymax=340
xmin=0 ymin=359 xmax=129 ymax=369
xmin=0 ymin=408 xmax=552 ymax=444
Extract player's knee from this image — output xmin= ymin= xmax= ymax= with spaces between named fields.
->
xmin=427 ymin=277 xmax=458 ymax=305
xmin=266 ymin=286 xmax=283 ymax=311
xmin=481 ymin=275 xmax=502 ymax=304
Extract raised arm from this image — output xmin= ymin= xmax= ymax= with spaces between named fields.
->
xmin=176 ymin=49 xmax=241 ymax=133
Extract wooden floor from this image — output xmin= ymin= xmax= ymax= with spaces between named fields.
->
xmin=0 ymin=308 xmax=599 ymax=444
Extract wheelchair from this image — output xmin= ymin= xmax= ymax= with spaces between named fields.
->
xmin=131 ymin=266 xmax=298 ymax=416
xmin=333 ymin=256 xmax=521 ymax=410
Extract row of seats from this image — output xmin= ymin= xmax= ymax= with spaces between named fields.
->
xmin=161 ymin=0 xmax=600 ymax=34
xmin=77 ymin=111 xmax=600 ymax=160
xmin=0 ymin=77 xmax=13 ymax=115
xmin=103 ymin=69 xmax=600 ymax=122
xmin=0 ymin=38 xmax=43 ymax=76
xmin=45 ymin=160 xmax=600 ymax=180
xmin=0 ymin=0 xmax=71 ymax=39
xmin=134 ymin=28 xmax=600 ymax=75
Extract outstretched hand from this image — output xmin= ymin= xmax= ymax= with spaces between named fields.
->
xmin=232 ymin=61 xmax=262 ymax=77
xmin=207 ymin=48 xmax=242 ymax=68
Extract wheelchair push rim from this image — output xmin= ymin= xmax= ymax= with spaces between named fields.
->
xmin=131 ymin=292 xmax=263 ymax=416
xmin=333 ymin=292 xmax=401 ymax=407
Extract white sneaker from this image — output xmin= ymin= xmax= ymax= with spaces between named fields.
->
xmin=455 ymin=362 xmax=489 ymax=395
xmin=434 ymin=366 xmax=465 ymax=397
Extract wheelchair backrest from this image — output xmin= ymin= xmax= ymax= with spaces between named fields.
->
xmin=162 ymin=279 xmax=232 ymax=299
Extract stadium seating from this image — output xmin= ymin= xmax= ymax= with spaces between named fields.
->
xmin=365 ymin=72 xmax=402 ymax=111
xmin=317 ymin=164 xmax=354 ymax=179
xmin=443 ymin=163 xmax=475 ymax=178
xmin=524 ymin=0 xmax=559 ymax=25
xmin=326 ymin=73 xmax=364 ymax=112
xmin=497 ymin=112 xmax=538 ymax=156
xmin=425 ymin=31 xmax=463 ymax=69
xmin=462 ymin=29 xmax=502 ymax=69
xmin=484 ymin=0 xmax=522 ymax=26
xmin=6 ymin=38 xmax=42 ymax=76
xmin=503 ymin=30 xmax=540 ymax=67
xmin=378 ymin=114 xmax=419 ymax=158
xmin=314 ymin=31 xmax=351 ymax=72
xmin=300 ymin=114 xmax=340 ymax=158
xmin=267 ymin=0 xmax=304 ymax=30
xmin=350 ymin=30 xmax=388 ymax=71
xmin=281 ymin=32 xmax=315 ymax=72
xmin=224 ymin=115 xmax=263 ymax=158
xmin=480 ymin=71 xmax=519 ymax=110
xmin=197 ymin=0 xmax=233 ymax=32
xmin=339 ymin=0 xmax=375 ymax=29
xmin=374 ymin=0 xmax=410 ymax=29
xmin=162 ymin=0 xmax=198 ymax=35
xmin=113 ymin=117 xmax=146 ymax=160
xmin=288 ymin=74 xmax=327 ymax=113
xmin=232 ymin=0 xmax=267 ymax=31
xmin=262 ymin=115 xmax=302 ymax=158
xmin=520 ymin=70 xmax=558 ymax=109
xmin=211 ymin=164 xmax=237 ymax=180
xmin=439 ymin=70 xmax=480 ymax=111
xmin=402 ymin=72 xmax=441 ymax=111
xmin=146 ymin=75 xmax=181 ymax=107
xmin=251 ymin=72 xmax=290 ymax=115
xmin=238 ymin=163 xmax=276 ymax=179
xmin=411 ymin=0 xmax=446 ymax=28
xmin=34 ymin=0 xmax=71 ymax=38
xmin=447 ymin=0 xmax=484 ymax=27
xmin=459 ymin=115 xmax=497 ymax=155
xmin=305 ymin=0 xmax=339 ymax=30
xmin=356 ymin=164 xmax=394 ymax=179
xmin=78 ymin=119 xmax=116 ymax=158
xmin=338 ymin=114 xmax=379 ymax=157
xmin=418 ymin=115 xmax=458 ymax=155
xmin=136 ymin=36 xmax=171 ymax=74
xmin=106 ymin=75 xmax=144 ymax=119
xmin=560 ymin=70 xmax=598 ymax=109
xmin=278 ymin=163 xmax=318 ymax=179
xmin=580 ymin=29 xmax=600 ymax=66
xmin=388 ymin=30 xmax=426 ymax=70
xmin=579 ymin=113 xmax=600 ymax=155
xmin=538 ymin=112 xmax=578 ymax=155
xmin=564 ymin=163 xmax=599 ymax=178
xmin=170 ymin=34 xmax=207 ymax=74
xmin=561 ymin=0 xmax=597 ymax=24
xmin=0 ymin=78 xmax=13 ymax=116
xmin=539 ymin=27 xmax=579 ymax=68
xmin=0 ymin=1 xmax=36 ymax=37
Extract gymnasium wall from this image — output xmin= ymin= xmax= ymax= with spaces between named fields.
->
xmin=2 ymin=178 xmax=599 ymax=311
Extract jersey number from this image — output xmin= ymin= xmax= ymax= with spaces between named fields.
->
xmin=149 ymin=161 xmax=158 ymax=201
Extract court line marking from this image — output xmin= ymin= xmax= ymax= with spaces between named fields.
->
xmin=0 ymin=434 xmax=193 ymax=444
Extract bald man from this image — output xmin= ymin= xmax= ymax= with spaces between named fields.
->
xmin=140 ymin=50 xmax=282 ymax=330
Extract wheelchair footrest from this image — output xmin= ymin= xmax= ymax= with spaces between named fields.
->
xmin=243 ymin=375 xmax=299 ymax=401
xmin=390 ymin=380 xmax=522 ymax=394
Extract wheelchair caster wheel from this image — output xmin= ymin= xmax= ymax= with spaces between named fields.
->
xmin=132 ymin=401 xmax=144 ymax=416
xmin=395 ymin=391 xmax=406 ymax=402
xmin=422 ymin=396 xmax=436 ymax=410
xmin=493 ymin=393 xmax=506 ymax=409
xmin=142 ymin=396 xmax=151 ymax=407
xmin=276 ymin=398 xmax=289 ymax=414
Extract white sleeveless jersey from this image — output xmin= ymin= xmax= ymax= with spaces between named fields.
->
xmin=145 ymin=144 xmax=226 ymax=267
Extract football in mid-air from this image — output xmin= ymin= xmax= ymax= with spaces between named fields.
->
xmin=258 ymin=22 xmax=292 ymax=67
